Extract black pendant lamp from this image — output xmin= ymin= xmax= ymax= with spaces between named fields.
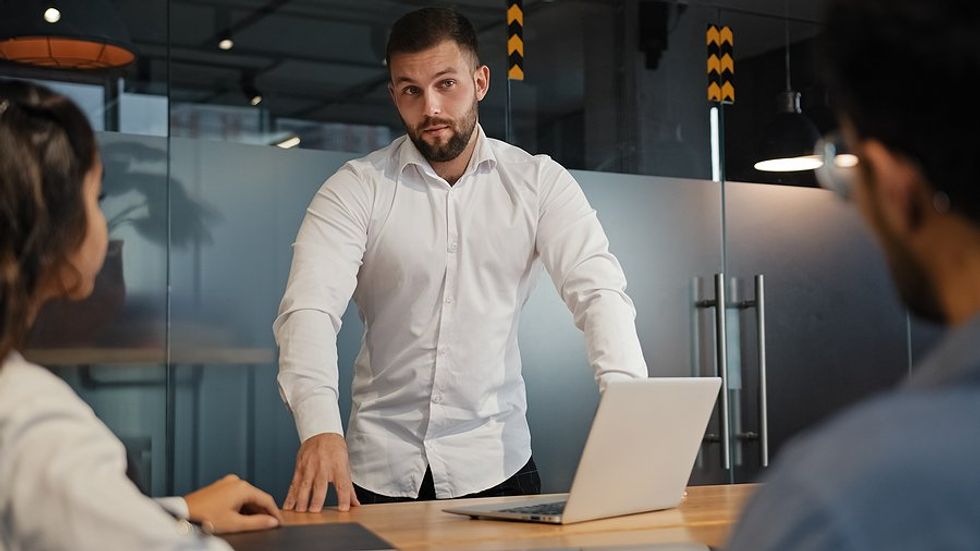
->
xmin=754 ymin=3 xmax=821 ymax=172
xmin=0 ymin=0 xmax=137 ymax=69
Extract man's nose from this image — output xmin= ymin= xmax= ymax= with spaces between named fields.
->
xmin=423 ymin=92 xmax=442 ymax=117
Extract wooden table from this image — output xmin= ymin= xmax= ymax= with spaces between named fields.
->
xmin=281 ymin=484 xmax=756 ymax=550
xmin=23 ymin=347 xmax=274 ymax=366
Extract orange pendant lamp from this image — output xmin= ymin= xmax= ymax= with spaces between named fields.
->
xmin=0 ymin=0 xmax=136 ymax=69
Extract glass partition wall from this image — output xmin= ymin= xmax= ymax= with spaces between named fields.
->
xmin=5 ymin=0 xmax=927 ymax=499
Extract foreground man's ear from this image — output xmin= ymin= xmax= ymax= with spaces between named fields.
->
xmin=860 ymin=139 xmax=934 ymax=237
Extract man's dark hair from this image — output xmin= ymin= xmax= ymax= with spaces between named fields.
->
xmin=822 ymin=0 xmax=980 ymax=222
xmin=385 ymin=7 xmax=480 ymax=70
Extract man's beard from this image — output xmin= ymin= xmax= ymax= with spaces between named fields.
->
xmin=879 ymin=226 xmax=946 ymax=323
xmin=404 ymin=100 xmax=478 ymax=163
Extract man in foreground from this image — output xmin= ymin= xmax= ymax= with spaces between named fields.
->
xmin=727 ymin=0 xmax=980 ymax=548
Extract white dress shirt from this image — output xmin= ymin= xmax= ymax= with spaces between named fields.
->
xmin=274 ymin=125 xmax=647 ymax=498
xmin=0 ymin=352 xmax=230 ymax=551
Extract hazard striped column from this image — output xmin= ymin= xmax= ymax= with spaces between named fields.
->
xmin=707 ymin=25 xmax=734 ymax=103
xmin=507 ymin=0 xmax=524 ymax=80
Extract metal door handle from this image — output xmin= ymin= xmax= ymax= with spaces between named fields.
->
xmin=696 ymin=273 xmax=730 ymax=470
xmin=734 ymin=275 xmax=770 ymax=469
xmin=755 ymin=274 xmax=769 ymax=468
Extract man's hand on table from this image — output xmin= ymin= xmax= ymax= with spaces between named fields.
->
xmin=283 ymin=432 xmax=362 ymax=512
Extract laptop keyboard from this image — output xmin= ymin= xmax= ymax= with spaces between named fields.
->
xmin=498 ymin=501 xmax=566 ymax=516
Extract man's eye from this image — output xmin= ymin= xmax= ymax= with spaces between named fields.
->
xmin=404 ymin=87 xmax=420 ymax=95
xmin=441 ymin=80 xmax=456 ymax=88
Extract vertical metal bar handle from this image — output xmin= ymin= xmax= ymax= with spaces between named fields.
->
xmin=755 ymin=274 xmax=769 ymax=468
xmin=714 ymin=273 xmax=731 ymax=470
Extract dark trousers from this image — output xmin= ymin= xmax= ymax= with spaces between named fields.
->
xmin=354 ymin=457 xmax=541 ymax=504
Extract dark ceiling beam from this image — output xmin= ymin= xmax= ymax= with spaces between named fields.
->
xmin=175 ymin=0 xmax=512 ymax=26
xmin=136 ymin=40 xmax=382 ymax=73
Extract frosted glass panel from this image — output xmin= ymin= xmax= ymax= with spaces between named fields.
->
xmin=723 ymin=182 xmax=910 ymax=483
xmin=523 ymin=172 xmax=724 ymax=491
xmin=25 ymin=132 xmax=170 ymax=495
xmin=168 ymin=139 xmax=360 ymax=499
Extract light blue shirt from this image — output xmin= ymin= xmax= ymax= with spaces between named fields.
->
xmin=727 ymin=314 xmax=980 ymax=550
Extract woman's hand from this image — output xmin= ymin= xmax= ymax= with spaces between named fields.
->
xmin=184 ymin=474 xmax=283 ymax=534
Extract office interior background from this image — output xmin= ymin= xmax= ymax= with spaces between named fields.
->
xmin=1 ymin=0 xmax=944 ymax=502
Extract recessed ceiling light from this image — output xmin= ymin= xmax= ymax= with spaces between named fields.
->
xmin=43 ymin=7 xmax=61 ymax=23
xmin=276 ymin=136 xmax=301 ymax=149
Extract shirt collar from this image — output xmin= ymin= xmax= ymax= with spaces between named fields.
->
xmin=907 ymin=312 xmax=980 ymax=389
xmin=396 ymin=123 xmax=496 ymax=178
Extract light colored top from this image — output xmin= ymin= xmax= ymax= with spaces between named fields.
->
xmin=727 ymin=314 xmax=980 ymax=550
xmin=0 ymin=351 xmax=230 ymax=551
xmin=274 ymin=125 xmax=648 ymax=498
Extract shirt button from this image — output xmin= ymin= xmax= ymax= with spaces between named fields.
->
xmin=448 ymin=242 xmax=458 ymax=253
xmin=432 ymin=394 xmax=442 ymax=404
xmin=445 ymin=296 xmax=453 ymax=304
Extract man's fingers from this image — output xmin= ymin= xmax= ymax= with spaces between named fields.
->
xmin=308 ymin=475 xmax=329 ymax=513
xmin=334 ymin=469 xmax=355 ymax=511
xmin=292 ymin=476 xmax=314 ymax=513
xmin=282 ymin=471 xmax=302 ymax=510
xmin=282 ymin=485 xmax=296 ymax=511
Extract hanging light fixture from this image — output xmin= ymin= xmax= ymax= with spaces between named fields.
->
xmin=241 ymin=74 xmax=263 ymax=107
xmin=216 ymin=8 xmax=234 ymax=51
xmin=0 ymin=0 xmax=137 ymax=69
xmin=754 ymin=2 xmax=821 ymax=172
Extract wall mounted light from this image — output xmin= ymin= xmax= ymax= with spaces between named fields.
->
xmin=0 ymin=0 xmax=137 ymax=69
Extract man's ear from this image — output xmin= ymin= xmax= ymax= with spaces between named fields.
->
xmin=387 ymin=82 xmax=396 ymax=104
xmin=861 ymin=139 xmax=932 ymax=236
xmin=474 ymin=65 xmax=490 ymax=102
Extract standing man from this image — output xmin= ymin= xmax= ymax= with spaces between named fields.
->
xmin=274 ymin=7 xmax=647 ymax=512
xmin=728 ymin=0 xmax=980 ymax=549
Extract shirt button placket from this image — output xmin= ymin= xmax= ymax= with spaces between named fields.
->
xmin=433 ymin=190 xmax=457 ymax=416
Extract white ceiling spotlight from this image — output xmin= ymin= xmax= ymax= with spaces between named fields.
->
xmin=275 ymin=136 xmax=301 ymax=149
xmin=43 ymin=7 xmax=61 ymax=23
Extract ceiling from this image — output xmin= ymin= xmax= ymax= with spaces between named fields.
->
xmin=103 ymin=0 xmax=826 ymax=129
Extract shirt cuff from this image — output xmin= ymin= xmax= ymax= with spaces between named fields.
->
xmin=597 ymin=371 xmax=644 ymax=393
xmin=293 ymin=393 xmax=345 ymax=442
xmin=154 ymin=496 xmax=190 ymax=519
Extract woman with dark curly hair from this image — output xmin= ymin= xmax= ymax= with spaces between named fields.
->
xmin=0 ymin=79 xmax=281 ymax=550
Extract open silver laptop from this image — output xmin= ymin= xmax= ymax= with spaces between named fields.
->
xmin=443 ymin=377 xmax=722 ymax=524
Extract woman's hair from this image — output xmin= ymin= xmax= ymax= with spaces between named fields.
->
xmin=0 ymin=79 xmax=97 ymax=361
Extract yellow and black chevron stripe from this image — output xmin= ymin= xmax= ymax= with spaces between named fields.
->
xmin=707 ymin=25 xmax=734 ymax=103
xmin=507 ymin=0 xmax=524 ymax=80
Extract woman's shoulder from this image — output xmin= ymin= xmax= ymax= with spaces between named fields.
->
xmin=0 ymin=352 xmax=106 ymax=450
xmin=0 ymin=352 xmax=87 ymax=412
